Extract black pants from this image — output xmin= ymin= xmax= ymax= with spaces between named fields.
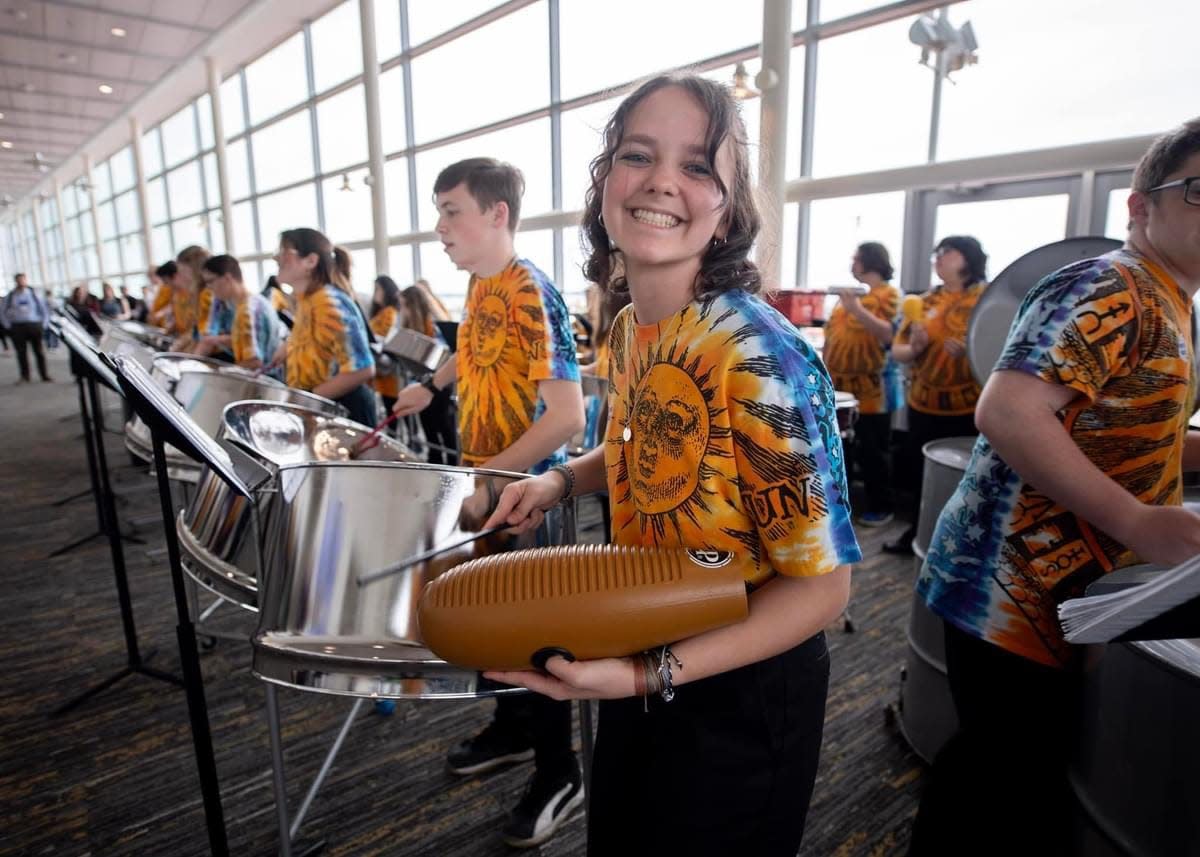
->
xmin=0 ymin=324 xmax=8 ymax=349
xmin=419 ymin=388 xmax=458 ymax=465
xmin=897 ymin=408 xmax=977 ymax=534
xmin=909 ymin=623 xmax=1082 ymax=856
xmin=492 ymin=693 xmax=575 ymax=780
xmin=852 ymin=412 xmax=893 ymax=514
xmin=11 ymin=322 xmax=49 ymax=381
xmin=336 ymin=383 xmax=378 ymax=428
xmin=588 ymin=633 xmax=830 ymax=857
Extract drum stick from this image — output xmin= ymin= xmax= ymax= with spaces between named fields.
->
xmin=351 ymin=411 xmax=399 ymax=457
xmin=356 ymin=524 xmax=510 ymax=587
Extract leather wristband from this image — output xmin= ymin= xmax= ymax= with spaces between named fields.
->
xmin=419 ymin=373 xmax=440 ymax=396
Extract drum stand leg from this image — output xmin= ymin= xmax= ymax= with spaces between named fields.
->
xmin=264 ymin=687 xmax=360 ymax=855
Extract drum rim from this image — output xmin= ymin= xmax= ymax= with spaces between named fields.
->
xmin=220 ymin=399 xmax=415 ymax=463
xmin=175 ymin=510 xmax=259 ymax=612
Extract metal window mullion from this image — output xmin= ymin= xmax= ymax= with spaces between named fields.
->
xmin=30 ymin=194 xmax=50 ymax=288
xmin=240 ymin=68 xmax=263 ymax=254
xmin=303 ymin=22 xmax=325 ymax=234
xmin=400 ymin=0 xmax=420 ymax=280
xmin=794 ymin=0 xmax=819 ymax=288
xmin=156 ymin=126 xmax=175 ymax=253
xmin=548 ymin=0 xmax=563 ymax=287
xmin=85 ymin=154 xmax=105 ymax=281
xmin=192 ymin=100 xmax=213 ymax=247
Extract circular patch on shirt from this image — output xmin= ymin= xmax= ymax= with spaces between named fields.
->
xmin=470 ymin=293 xmax=509 ymax=368
xmin=686 ymin=549 xmax=733 ymax=569
xmin=627 ymin=362 xmax=710 ymax=516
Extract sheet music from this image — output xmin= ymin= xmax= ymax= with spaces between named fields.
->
xmin=1059 ymin=554 xmax=1200 ymax=643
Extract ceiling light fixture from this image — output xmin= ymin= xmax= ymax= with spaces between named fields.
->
xmin=909 ymin=12 xmax=979 ymax=80
xmin=339 ymin=173 xmax=353 ymax=192
xmin=0 ymin=112 xmax=5 ymax=119
xmin=110 ymin=26 xmax=127 ymax=37
xmin=98 ymin=83 xmax=113 ymax=94
xmin=0 ymin=141 xmax=13 ymax=149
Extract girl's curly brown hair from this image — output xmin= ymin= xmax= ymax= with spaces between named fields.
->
xmin=580 ymin=73 xmax=762 ymax=299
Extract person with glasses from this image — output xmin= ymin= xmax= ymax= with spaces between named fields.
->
xmin=907 ymin=118 xmax=1200 ymax=857
xmin=885 ymin=235 xmax=988 ymax=554
xmin=267 ymin=227 xmax=376 ymax=426
xmin=194 ymin=255 xmax=282 ymax=374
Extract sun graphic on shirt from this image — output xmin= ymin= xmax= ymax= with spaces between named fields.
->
xmin=612 ymin=339 xmax=732 ymax=542
xmin=457 ymin=274 xmax=547 ymax=461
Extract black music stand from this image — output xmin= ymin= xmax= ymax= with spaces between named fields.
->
xmin=51 ymin=322 xmax=178 ymax=717
xmin=109 ymin=353 xmax=256 ymax=857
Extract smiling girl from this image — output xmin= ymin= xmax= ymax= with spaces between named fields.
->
xmin=485 ymin=74 xmax=861 ymax=856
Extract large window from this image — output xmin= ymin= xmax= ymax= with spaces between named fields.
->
xmin=939 ymin=0 xmax=1200 ymax=161
xmin=806 ymin=193 xmax=906 ymax=290
xmin=142 ymin=97 xmax=222 ymax=264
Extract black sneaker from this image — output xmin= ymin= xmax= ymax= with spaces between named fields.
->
xmin=500 ymin=767 xmax=584 ymax=848
xmin=446 ymin=723 xmax=534 ymax=776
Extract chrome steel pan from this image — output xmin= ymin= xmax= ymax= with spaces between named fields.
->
xmin=178 ymin=401 xmax=414 ymax=610
xmin=967 ymin=237 xmax=1122 ymax=386
xmin=252 ymin=461 xmax=573 ymax=699
xmin=381 ymin=326 xmax=449 ymax=374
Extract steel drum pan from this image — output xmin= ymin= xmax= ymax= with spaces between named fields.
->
xmin=966 ymin=237 xmax=1122 ymax=386
xmin=897 ymin=436 xmax=976 ymax=763
xmin=177 ymin=401 xmax=415 ymax=610
xmin=97 ymin=321 xmax=169 ymax=372
xmin=1069 ymin=565 xmax=1200 ymax=857
xmin=252 ymin=461 xmax=572 ymax=699
xmin=124 ymin=354 xmax=344 ymax=482
xmin=381 ymin=326 xmax=449 ymax=375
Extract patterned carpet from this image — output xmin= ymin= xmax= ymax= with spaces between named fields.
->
xmin=0 ymin=347 xmax=926 ymax=856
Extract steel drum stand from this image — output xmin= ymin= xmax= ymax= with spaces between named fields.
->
xmin=52 ymin=370 xmax=180 ymax=715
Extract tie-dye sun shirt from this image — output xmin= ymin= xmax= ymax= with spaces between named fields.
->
xmin=456 ymin=258 xmax=579 ymax=474
xmin=604 ymin=290 xmax=862 ymax=587
xmin=918 ymin=249 xmax=1194 ymax=667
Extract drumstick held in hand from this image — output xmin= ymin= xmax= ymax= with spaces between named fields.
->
xmin=356 ymin=524 xmax=510 ymax=587
xmin=351 ymin=411 xmax=399 ymax=458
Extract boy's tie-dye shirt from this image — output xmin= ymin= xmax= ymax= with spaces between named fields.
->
xmin=895 ymin=283 xmax=986 ymax=415
xmin=604 ymin=291 xmax=862 ymax=587
xmin=205 ymin=296 xmax=235 ymax=338
xmin=823 ymin=283 xmax=901 ymax=414
xmin=918 ymin=249 xmax=1193 ymax=667
xmin=231 ymin=293 xmax=283 ymax=368
xmin=456 ymin=258 xmax=579 ymax=474
xmin=286 ymin=284 xmax=375 ymax=392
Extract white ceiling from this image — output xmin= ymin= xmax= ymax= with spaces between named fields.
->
xmin=0 ymin=0 xmax=258 ymax=200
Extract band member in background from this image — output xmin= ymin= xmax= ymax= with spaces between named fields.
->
xmin=195 ymin=255 xmax=283 ymax=374
xmin=886 ymin=235 xmax=987 ymax=554
xmin=400 ymin=283 xmax=458 ymax=464
xmin=391 ymin=157 xmax=584 ymax=848
xmin=823 ymin=241 xmax=901 ymax=526
xmin=269 ymin=227 xmax=376 ymax=425
xmin=484 ymin=74 xmax=859 ymax=857
xmin=369 ymin=275 xmax=404 ymax=416
xmin=909 ymin=118 xmax=1200 ymax=856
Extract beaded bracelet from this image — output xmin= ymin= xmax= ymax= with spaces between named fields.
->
xmin=549 ymin=463 xmax=575 ymax=502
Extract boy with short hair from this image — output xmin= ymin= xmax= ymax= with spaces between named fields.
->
xmin=392 ymin=157 xmax=585 ymax=848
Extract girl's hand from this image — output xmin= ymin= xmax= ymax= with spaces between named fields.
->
xmin=485 ymin=655 xmax=638 ymax=701
xmin=909 ymin=323 xmax=930 ymax=354
xmin=484 ymin=472 xmax=567 ymax=534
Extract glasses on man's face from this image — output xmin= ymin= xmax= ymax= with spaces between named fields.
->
xmin=1145 ymin=176 xmax=1200 ymax=207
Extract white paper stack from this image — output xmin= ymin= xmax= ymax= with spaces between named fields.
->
xmin=1059 ymin=555 xmax=1200 ymax=643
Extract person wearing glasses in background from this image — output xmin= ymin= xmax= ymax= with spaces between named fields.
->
xmin=194 ymin=255 xmax=283 ymax=375
xmin=885 ymin=235 xmax=988 ymax=555
xmin=908 ymin=118 xmax=1200 ymax=856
